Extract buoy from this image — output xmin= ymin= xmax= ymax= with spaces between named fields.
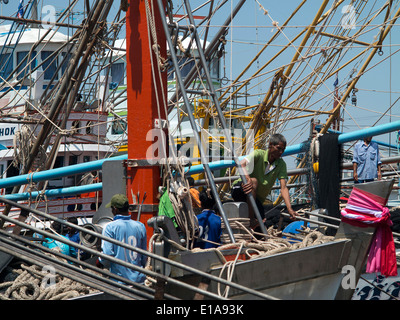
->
xmin=313 ymin=162 xmax=319 ymax=173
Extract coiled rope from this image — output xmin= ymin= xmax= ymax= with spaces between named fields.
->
xmin=215 ymin=226 xmax=334 ymax=297
xmin=0 ymin=259 xmax=97 ymax=300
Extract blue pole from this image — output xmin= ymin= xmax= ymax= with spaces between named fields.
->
xmin=185 ymin=120 xmax=400 ymax=175
xmin=0 ymin=154 xmax=127 ymax=189
xmin=337 ymin=121 xmax=400 ymax=144
xmin=2 ymin=120 xmax=400 ymax=195
xmin=2 ymin=183 xmax=103 ymax=201
xmin=315 ymin=125 xmax=399 ymax=149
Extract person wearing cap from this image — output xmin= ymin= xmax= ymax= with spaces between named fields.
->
xmin=98 ymin=194 xmax=147 ymax=283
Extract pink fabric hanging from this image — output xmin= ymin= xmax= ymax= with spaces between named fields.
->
xmin=341 ymin=187 xmax=397 ymax=277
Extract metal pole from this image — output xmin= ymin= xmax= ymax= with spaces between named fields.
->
xmin=167 ymin=0 xmax=246 ymax=113
xmin=182 ymin=0 xmax=268 ymax=236
xmin=280 ymin=212 xmax=339 ymax=230
xmin=155 ymin=0 xmax=237 ymax=242
xmin=0 ymin=192 xmax=278 ymax=300
xmin=0 ymin=197 xmax=276 ymax=300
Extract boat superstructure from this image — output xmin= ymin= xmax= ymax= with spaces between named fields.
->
xmin=0 ymin=1 xmax=122 ymax=224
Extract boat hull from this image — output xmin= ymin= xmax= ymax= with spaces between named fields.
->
xmin=163 ymin=222 xmax=374 ymax=300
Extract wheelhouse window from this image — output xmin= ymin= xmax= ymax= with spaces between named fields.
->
xmin=210 ymin=58 xmax=220 ymax=80
xmin=111 ymin=62 xmax=124 ymax=86
xmin=17 ymin=51 xmax=37 ymax=80
xmin=69 ymin=155 xmax=78 ymax=166
xmin=41 ymin=51 xmax=58 ymax=80
xmin=71 ymin=120 xmax=81 ymax=134
xmin=54 ymin=156 xmax=64 ymax=168
xmin=167 ymin=57 xmax=196 ymax=81
xmin=111 ymin=117 xmax=127 ymax=135
xmin=86 ymin=121 xmax=93 ymax=134
xmin=179 ymin=57 xmax=195 ymax=79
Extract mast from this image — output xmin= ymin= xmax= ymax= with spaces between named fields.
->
xmin=125 ymin=0 xmax=167 ymax=241
xmin=0 ymin=0 xmax=115 ymax=227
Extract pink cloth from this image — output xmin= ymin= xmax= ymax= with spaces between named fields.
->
xmin=341 ymin=188 xmax=397 ymax=277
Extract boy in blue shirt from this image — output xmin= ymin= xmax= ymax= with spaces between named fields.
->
xmin=194 ymin=190 xmax=222 ymax=249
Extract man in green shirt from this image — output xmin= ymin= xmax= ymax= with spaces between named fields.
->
xmin=231 ymin=133 xmax=297 ymax=228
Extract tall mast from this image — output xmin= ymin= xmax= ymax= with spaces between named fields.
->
xmin=126 ymin=0 xmax=167 ymax=241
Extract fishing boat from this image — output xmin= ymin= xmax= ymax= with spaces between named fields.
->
xmin=0 ymin=1 xmax=122 ymax=227
xmin=0 ymin=0 xmax=399 ymax=301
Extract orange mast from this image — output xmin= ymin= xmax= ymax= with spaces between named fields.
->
xmin=126 ymin=0 xmax=167 ymax=243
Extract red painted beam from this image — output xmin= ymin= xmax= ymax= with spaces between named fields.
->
xmin=126 ymin=0 xmax=167 ymax=243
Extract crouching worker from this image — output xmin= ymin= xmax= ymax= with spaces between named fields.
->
xmin=194 ymin=190 xmax=222 ymax=249
xmin=97 ymin=194 xmax=147 ymax=284
xmin=39 ymin=221 xmax=75 ymax=258
xmin=231 ymin=133 xmax=298 ymax=228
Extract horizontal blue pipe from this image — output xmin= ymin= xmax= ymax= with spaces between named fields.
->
xmin=185 ymin=120 xmax=400 ymax=175
xmin=184 ymin=141 xmax=309 ymax=175
xmin=337 ymin=121 xmax=400 ymax=144
xmin=2 ymin=183 xmax=103 ymax=201
xmin=0 ymin=154 xmax=127 ymax=189
xmin=315 ymin=125 xmax=399 ymax=149
xmin=2 ymin=120 xmax=400 ymax=198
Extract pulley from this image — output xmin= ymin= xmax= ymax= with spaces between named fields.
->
xmin=351 ymin=88 xmax=358 ymax=106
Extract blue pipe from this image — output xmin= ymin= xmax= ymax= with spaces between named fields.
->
xmin=337 ymin=121 xmax=400 ymax=144
xmin=185 ymin=120 xmax=400 ymax=175
xmin=2 ymin=183 xmax=103 ymax=201
xmin=2 ymin=120 xmax=400 ymax=198
xmin=183 ymin=140 xmax=309 ymax=175
xmin=315 ymin=125 xmax=399 ymax=149
xmin=0 ymin=154 xmax=127 ymax=189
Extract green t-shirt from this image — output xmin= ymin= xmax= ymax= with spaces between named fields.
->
xmin=158 ymin=189 xmax=178 ymax=227
xmin=234 ymin=149 xmax=288 ymax=202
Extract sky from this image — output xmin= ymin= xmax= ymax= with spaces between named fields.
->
xmin=171 ymin=1 xmax=400 ymax=162
xmin=1 ymin=0 xmax=400 ymax=163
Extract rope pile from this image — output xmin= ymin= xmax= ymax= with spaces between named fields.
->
xmin=221 ymin=218 xmax=253 ymax=243
xmin=214 ymin=227 xmax=334 ymax=297
xmin=0 ymin=262 xmax=97 ymax=300
xmin=290 ymin=229 xmax=334 ymax=249
xmin=218 ymin=226 xmax=334 ymax=260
